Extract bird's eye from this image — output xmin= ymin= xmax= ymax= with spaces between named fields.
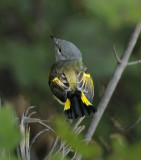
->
xmin=58 ymin=48 xmax=61 ymax=53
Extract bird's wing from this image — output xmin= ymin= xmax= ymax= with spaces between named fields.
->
xmin=48 ymin=72 xmax=70 ymax=103
xmin=76 ymin=69 xmax=94 ymax=103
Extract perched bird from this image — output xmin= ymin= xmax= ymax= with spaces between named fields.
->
xmin=48 ymin=37 xmax=96 ymax=119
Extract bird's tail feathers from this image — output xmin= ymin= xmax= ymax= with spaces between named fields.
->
xmin=64 ymin=91 xmax=96 ymax=119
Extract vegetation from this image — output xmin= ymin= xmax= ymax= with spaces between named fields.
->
xmin=0 ymin=0 xmax=141 ymax=159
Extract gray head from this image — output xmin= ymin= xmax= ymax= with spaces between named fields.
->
xmin=51 ymin=36 xmax=82 ymax=62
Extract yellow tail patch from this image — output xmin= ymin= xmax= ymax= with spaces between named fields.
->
xmin=64 ymin=98 xmax=71 ymax=110
xmin=81 ymin=92 xmax=92 ymax=106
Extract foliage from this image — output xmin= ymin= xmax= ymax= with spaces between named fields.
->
xmin=0 ymin=0 xmax=141 ymax=159
xmin=54 ymin=116 xmax=102 ymax=159
xmin=0 ymin=106 xmax=21 ymax=160
xmin=107 ymin=134 xmax=141 ymax=160
xmin=50 ymin=153 xmax=69 ymax=160
xmin=83 ymin=0 xmax=141 ymax=28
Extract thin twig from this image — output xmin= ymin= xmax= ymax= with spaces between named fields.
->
xmin=99 ymin=137 xmax=111 ymax=152
xmin=62 ymin=144 xmax=65 ymax=158
xmin=61 ymin=124 xmax=85 ymax=158
xmin=23 ymin=117 xmax=50 ymax=124
xmin=59 ymin=141 xmax=66 ymax=153
xmin=46 ymin=137 xmax=59 ymax=160
xmin=18 ymin=106 xmax=54 ymax=160
xmin=37 ymin=121 xmax=54 ymax=132
xmin=74 ymin=125 xmax=85 ymax=135
xmin=73 ymin=117 xmax=85 ymax=131
xmin=60 ymin=124 xmax=85 ymax=158
xmin=75 ymin=22 xmax=141 ymax=160
xmin=51 ymin=117 xmax=85 ymax=158
xmin=25 ymin=126 xmax=30 ymax=160
xmin=71 ymin=151 xmax=77 ymax=160
xmin=63 ymin=147 xmax=73 ymax=158
xmin=24 ymin=106 xmax=35 ymax=117
xmin=28 ymin=111 xmax=37 ymax=118
xmin=30 ymin=129 xmax=49 ymax=150
xmin=128 ymin=60 xmax=141 ymax=65
xmin=126 ymin=114 xmax=141 ymax=132
xmin=113 ymin=45 xmax=121 ymax=63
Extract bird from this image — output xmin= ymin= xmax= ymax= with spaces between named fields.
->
xmin=48 ymin=36 xmax=97 ymax=119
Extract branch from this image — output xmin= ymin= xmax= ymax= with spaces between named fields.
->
xmin=29 ymin=129 xmax=49 ymax=151
xmin=19 ymin=106 xmax=54 ymax=160
xmin=113 ymin=45 xmax=121 ymax=63
xmin=84 ymin=22 xmax=141 ymax=141
xmin=75 ymin=22 xmax=141 ymax=160
xmin=127 ymin=114 xmax=141 ymax=132
xmin=128 ymin=60 xmax=141 ymax=65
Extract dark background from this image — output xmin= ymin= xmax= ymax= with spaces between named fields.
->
xmin=0 ymin=0 xmax=141 ymax=159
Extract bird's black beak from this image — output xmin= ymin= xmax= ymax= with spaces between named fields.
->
xmin=50 ymin=35 xmax=58 ymax=44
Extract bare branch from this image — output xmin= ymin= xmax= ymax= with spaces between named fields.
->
xmin=71 ymin=151 xmax=77 ymax=160
xmin=24 ymin=106 xmax=35 ymax=117
xmin=128 ymin=60 xmax=141 ymax=65
xmin=23 ymin=117 xmax=50 ymax=124
xmin=47 ymin=137 xmax=59 ymax=159
xmin=73 ymin=117 xmax=85 ymax=131
xmin=127 ymin=114 xmax=141 ymax=132
xmin=52 ymin=117 xmax=85 ymax=159
xmin=37 ymin=121 xmax=54 ymax=132
xmin=30 ymin=129 xmax=49 ymax=150
xmin=74 ymin=22 xmax=141 ymax=160
xmin=74 ymin=125 xmax=85 ymax=135
xmin=18 ymin=106 xmax=54 ymax=160
xmin=113 ymin=45 xmax=121 ymax=63
xmin=28 ymin=111 xmax=37 ymax=118
xmin=99 ymin=137 xmax=111 ymax=152
xmin=84 ymin=22 xmax=141 ymax=142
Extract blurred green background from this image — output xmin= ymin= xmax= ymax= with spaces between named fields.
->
xmin=0 ymin=0 xmax=141 ymax=159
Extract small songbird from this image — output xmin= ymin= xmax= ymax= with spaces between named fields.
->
xmin=48 ymin=37 xmax=96 ymax=119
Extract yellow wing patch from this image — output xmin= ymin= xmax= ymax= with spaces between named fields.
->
xmin=81 ymin=92 xmax=92 ymax=106
xmin=64 ymin=98 xmax=71 ymax=110
xmin=83 ymin=73 xmax=90 ymax=78
xmin=83 ymin=73 xmax=94 ymax=90
xmin=52 ymin=77 xmax=60 ymax=83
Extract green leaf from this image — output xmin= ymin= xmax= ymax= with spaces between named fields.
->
xmin=0 ymin=106 xmax=21 ymax=152
xmin=0 ymin=154 xmax=18 ymax=160
xmin=50 ymin=153 xmax=69 ymax=160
